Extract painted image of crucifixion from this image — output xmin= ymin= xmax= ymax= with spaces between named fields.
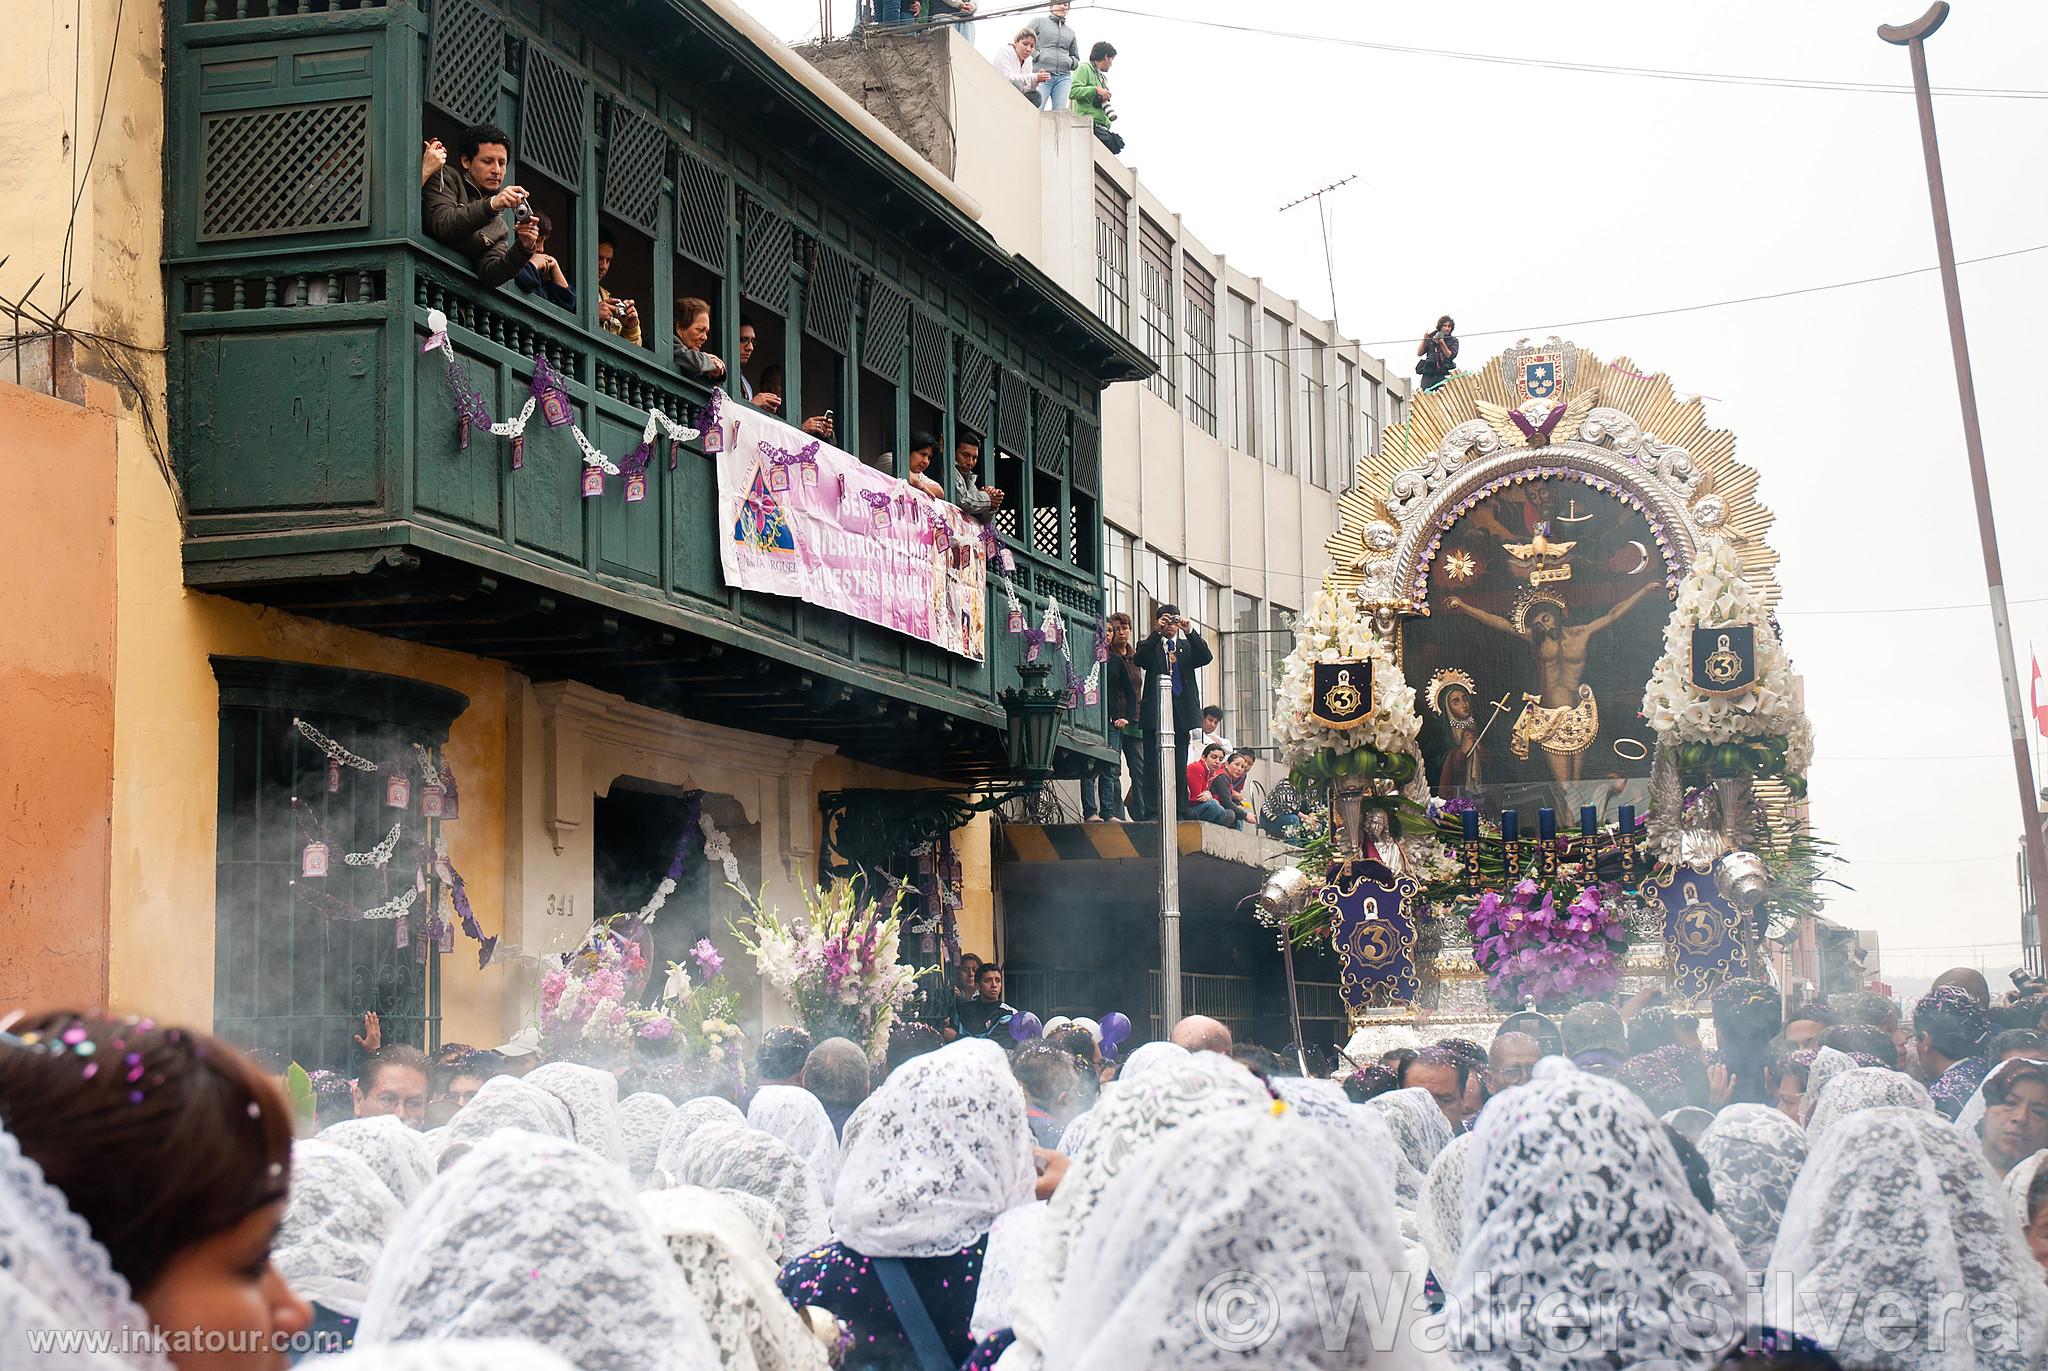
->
xmin=1443 ymin=581 xmax=1658 ymax=785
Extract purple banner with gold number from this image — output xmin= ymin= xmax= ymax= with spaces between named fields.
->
xmin=1325 ymin=858 xmax=1421 ymax=1013
xmin=1649 ymin=866 xmax=1754 ymax=1003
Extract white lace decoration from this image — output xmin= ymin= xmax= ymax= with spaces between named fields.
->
xmin=1695 ymin=1102 xmax=1807 ymax=1275
xmin=523 ymin=1062 xmax=627 ymax=1167
xmin=619 ymin=1091 xmax=677 ymax=1188
xmin=358 ymin=1130 xmax=720 ymax=1369
xmin=1344 ymin=1102 xmax=1425 ymax=1210
xmin=1801 ymin=1044 xmax=1858 ymax=1119
xmin=700 ymin=810 xmax=741 ymax=885
xmin=0 ymin=1120 xmax=172 ymax=1370
xmin=664 ymin=1119 xmax=833 ymax=1258
xmin=1000 ymin=1053 xmax=1269 ymax=1371
xmin=654 ymin=1096 xmax=746 ymax=1183
xmin=1956 ymin=1055 xmax=2048 ymax=1140
xmin=570 ymin=425 xmax=622 ymax=475
xmin=1040 ymin=1109 xmax=1435 ymax=1370
xmin=275 ymin=1141 xmax=404 ymax=1318
xmin=2007 ymin=1148 xmax=2048 ymax=1229
xmin=1765 ymin=1105 xmax=2048 ymax=1371
xmin=716 ymin=1188 xmax=789 ymax=1266
xmin=1803 ymin=1064 xmax=1934 ymax=1144
xmin=1114 ymin=1040 xmax=1189 ymax=1083
xmin=428 ymin=1075 xmax=574 ymax=1172
xmin=362 ymin=888 xmax=418 ymax=921
xmin=747 ymin=1085 xmax=842 ymax=1198
xmin=1418 ymin=1130 xmax=1475 ymax=1283
xmin=1446 ymin=1059 xmax=1746 ymax=1371
xmin=971 ymin=1199 xmax=1046 ymax=1340
xmin=830 ymin=1038 xmax=1036 ymax=1259
xmin=411 ymin=742 xmax=441 ymax=787
xmin=317 ymin=1114 xmax=434 ymax=1207
xmin=639 ymin=1186 xmax=833 ymax=1371
xmin=1366 ymin=1086 xmax=1455 ymax=1187
xmin=344 ymin=823 xmax=403 ymax=869
xmin=296 ymin=717 xmax=378 ymax=771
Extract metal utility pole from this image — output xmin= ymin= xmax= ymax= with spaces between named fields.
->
xmin=1156 ymin=671 xmax=1183 ymax=1029
xmin=1278 ymin=175 xmax=1356 ymax=335
xmin=1880 ymin=3 xmax=2048 ymax=962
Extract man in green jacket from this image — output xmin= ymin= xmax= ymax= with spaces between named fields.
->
xmin=1073 ymin=42 xmax=1123 ymax=154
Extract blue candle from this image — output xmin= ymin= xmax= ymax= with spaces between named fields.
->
xmin=1619 ymin=804 xmax=1636 ymax=834
xmin=1580 ymin=805 xmax=1598 ymax=837
xmin=1500 ymin=809 xmax=1518 ymax=843
xmin=1462 ymin=810 xmax=1480 ymax=841
xmin=1538 ymin=807 xmax=1556 ymax=840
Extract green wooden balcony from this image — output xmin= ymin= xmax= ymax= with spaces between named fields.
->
xmin=165 ymin=0 xmax=1148 ymax=779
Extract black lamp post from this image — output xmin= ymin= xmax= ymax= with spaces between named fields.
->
xmin=999 ymin=658 xmax=1068 ymax=788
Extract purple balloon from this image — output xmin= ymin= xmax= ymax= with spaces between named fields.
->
xmin=1009 ymin=1012 xmax=1043 ymax=1042
xmin=1099 ymin=1011 xmax=1132 ymax=1047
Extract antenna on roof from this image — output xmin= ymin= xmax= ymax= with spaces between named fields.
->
xmin=1278 ymin=174 xmax=1357 ymax=336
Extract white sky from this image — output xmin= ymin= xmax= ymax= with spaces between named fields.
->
xmin=748 ymin=0 xmax=2048 ymax=984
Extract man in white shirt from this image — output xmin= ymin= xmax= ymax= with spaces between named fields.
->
xmin=1186 ymin=704 xmax=1229 ymax=764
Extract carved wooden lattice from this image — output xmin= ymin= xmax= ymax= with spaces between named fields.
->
xmin=601 ymin=99 xmax=666 ymax=237
xmin=518 ymin=42 xmax=587 ymax=191
xmin=956 ymin=342 xmax=993 ymax=438
xmin=673 ymin=148 xmax=729 ymax=271
xmin=200 ymin=102 xmax=370 ymax=241
xmin=861 ymin=277 xmax=907 ymax=377
xmin=804 ymin=245 xmax=857 ymax=352
xmin=999 ymin=368 xmax=1030 ymax=453
xmin=1072 ymin=415 xmax=1100 ymax=494
xmin=910 ymin=312 xmax=948 ymax=407
xmin=741 ymin=197 xmax=793 ymax=312
xmin=427 ymin=0 xmax=505 ymax=126
xmin=1033 ymin=392 xmax=1070 ymax=476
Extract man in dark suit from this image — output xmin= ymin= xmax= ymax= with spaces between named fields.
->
xmin=1134 ymin=602 xmax=1213 ymax=818
xmin=422 ymin=123 xmax=539 ymax=287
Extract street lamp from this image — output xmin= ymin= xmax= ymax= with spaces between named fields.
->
xmin=999 ymin=658 xmax=1067 ymax=788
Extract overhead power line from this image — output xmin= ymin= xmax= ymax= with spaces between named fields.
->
xmin=1087 ymin=6 xmax=2048 ymax=100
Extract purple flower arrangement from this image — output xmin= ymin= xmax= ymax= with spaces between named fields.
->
xmin=1466 ymin=877 xmax=1629 ymax=1011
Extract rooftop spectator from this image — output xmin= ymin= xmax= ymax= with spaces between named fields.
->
xmin=1186 ymin=703 xmax=1228 ymax=764
xmin=1136 ymin=603 xmax=1214 ymax=788
xmin=1207 ymin=749 xmax=1256 ymax=829
xmin=996 ymin=29 xmax=1051 ymax=107
xmin=595 ymin=229 xmax=641 ymax=345
xmin=672 ymin=295 xmax=726 ymax=384
xmin=921 ymin=0 xmax=977 ymax=41
xmin=952 ymin=433 xmax=1003 ymax=522
xmin=422 ymin=122 xmax=539 ymax=288
xmin=1104 ymin=612 xmax=1147 ymax=820
xmin=1026 ymin=3 xmax=1081 ymax=112
xmin=905 ymin=429 xmax=945 ymax=498
xmin=1185 ymin=741 xmax=1232 ymax=826
xmin=512 ymin=210 xmax=575 ymax=311
xmin=1416 ymin=314 xmax=1459 ymax=391
xmin=1073 ymin=41 xmax=1123 ymax=154
xmin=866 ymin=0 xmax=917 ymax=29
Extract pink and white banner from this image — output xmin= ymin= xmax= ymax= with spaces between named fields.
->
xmin=707 ymin=391 xmax=989 ymax=662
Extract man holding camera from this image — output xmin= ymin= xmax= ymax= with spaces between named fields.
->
xmin=422 ymin=123 xmax=539 ymax=288
xmin=1135 ymin=603 xmax=1213 ymax=819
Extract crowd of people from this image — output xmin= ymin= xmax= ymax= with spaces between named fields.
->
xmin=7 ymin=965 xmax=2048 ymax=1370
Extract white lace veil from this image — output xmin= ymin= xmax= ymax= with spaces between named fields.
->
xmin=669 ymin=1119 xmax=833 ymax=1257
xmin=1803 ymin=1065 xmax=1934 ymax=1144
xmin=830 ymin=1038 xmax=1036 ymax=1259
xmin=1053 ymin=1106 xmax=1095 ymax=1155
xmin=655 ymin=1096 xmax=746 ymax=1183
xmin=1956 ymin=1056 xmax=2048 ymax=1142
xmin=321 ymin=1338 xmax=581 ymax=1370
xmin=996 ymin=1052 xmax=1270 ymax=1371
xmin=1345 ymin=1103 xmax=1427 ymax=1209
xmin=1764 ymin=1105 xmax=2048 ymax=1371
xmin=0 ymin=1121 xmax=171 ymax=1370
xmin=274 ymin=1140 xmax=405 ymax=1318
xmin=2005 ymin=1148 xmax=2048 ymax=1229
xmin=318 ymin=1114 xmax=435 ymax=1206
xmin=430 ymin=1075 xmax=573 ymax=1171
xmin=358 ymin=1128 xmax=719 ymax=1369
xmin=639 ymin=1186 xmax=833 ymax=1371
xmin=1446 ymin=1059 xmax=1745 ymax=1371
xmin=1695 ymin=1103 xmax=1808 ymax=1274
xmin=619 ymin=1091 xmax=677 ymax=1186
xmin=1367 ymin=1087 xmax=1455 ymax=1179
xmin=1041 ymin=1109 xmax=1439 ymax=1370
xmin=1114 ymin=1040 xmax=1189 ymax=1083
xmin=1417 ymin=1131 xmax=1475 ymax=1282
xmin=1801 ymin=1045 xmax=1859 ymax=1120
xmin=715 ymin=1188 xmax=788 ymax=1265
xmin=971 ymin=1200 xmax=1047 ymax=1341
xmin=522 ymin=1061 xmax=626 ymax=1165
xmin=748 ymin=1084 xmax=842 ymax=1197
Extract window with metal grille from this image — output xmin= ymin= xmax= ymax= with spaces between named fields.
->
xmin=1031 ymin=493 xmax=1063 ymax=560
xmin=1262 ymin=312 xmax=1293 ymax=474
xmin=210 ymin=658 xmax=468 ymax=1072
xmin=1137 ymin=215 xmax=1175 ymax=402
xmin=1303 ymin=336 xmax=1329 ymax=490
xmin=1182 ymin=260 xmax=1218 ymax=436
xmin=1093 ymin=172 xmax=1130 ymax=334
xmin=1227 ymin=292 xmax=1256 ymax=456
xmin=910 ymin=313 xmax=949 ymax=407
xmin=1227 ymin=592 xmax=1268 ymax=749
